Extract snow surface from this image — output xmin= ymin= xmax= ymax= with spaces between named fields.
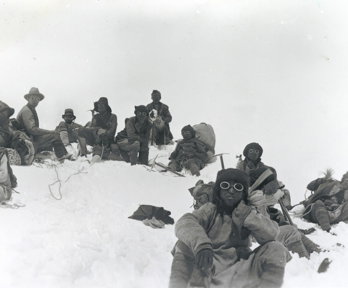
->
xmin=1 ymin=146 xmax=348 ymax=288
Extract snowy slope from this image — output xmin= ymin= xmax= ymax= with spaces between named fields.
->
xmin=0 ymin=146 xmax=347 ymax=288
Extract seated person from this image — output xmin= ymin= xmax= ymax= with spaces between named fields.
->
xmin=55 ymin=108 xmax=84 ymax=158
xmin=0 ymin=101 xmax=34 ymax=165
xmin=302 ymin=171 xmax=348 ymax=232
xmin=169 ymin=168 xmax=289 ymax=288
xmin=146 ymin=90 xmax=173 ymax=145
xmin=248 ymin=166 xmax=321 ymax=258
xmin=16 ymin=88 xmax=70 ymax=161
xmin=78 ymin=97 xmax=117 ymax=161
xmin=168 ymin=125 xmax=209 ymax=176
xmin=115 ymin=105 xmax=152 ymax=165
xmin=237 ymin=142 xmax=292 ymax=209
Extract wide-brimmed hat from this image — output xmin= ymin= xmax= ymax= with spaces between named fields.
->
xmin=24 ymin=87 xmax=45 ymax=101
xmin=62 ymin=108 xmax=76 ymax=120
xmin=0 ymin=101 xmax=15 ymax=117
xmin=93 ymin=97 xmax=112 ymax=113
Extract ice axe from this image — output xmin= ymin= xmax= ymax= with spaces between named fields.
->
xmin=214 ymin=153 xmax=229 ymax=170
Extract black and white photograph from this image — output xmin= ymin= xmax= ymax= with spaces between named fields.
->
xmin=1 ymin=0 xmax=348 ymax=287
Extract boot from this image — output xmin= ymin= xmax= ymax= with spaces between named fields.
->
xmin=129 ymin=151 xmax=138 ymax=166
xmin=301 ymin=234 xmax=321 ymax=254
xmin=138 ymin=150 xmax=149 ymax=165
xmin=313 ymin=205 xmax=331 ymax=232
xmin=287 ymin=240 xmax=310 ymax=258
xmin=188 ymin=162 xmax=200 ymax=176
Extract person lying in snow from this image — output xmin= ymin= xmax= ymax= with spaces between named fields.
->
xmin=0 ymin=101 xmax=34 ymax=165
xmin=115 ymin=105 xmax=152 ymax=165
xmin=236 ymin=142 xmax=292 ymax=210
xmin=168 ymin=125 xmax=209 ymax=176
xmin=0 ymin=148 xmax=17 ymax=203
xmin=146 ymin=89 xmax=173 ymax=145
xmin=169 ymin=168 xmax=290 ymax=288
xmin=301 ymin=170 xmax=348 ymax=232
xmin=78 ymin=97 xmax=117 ymax=163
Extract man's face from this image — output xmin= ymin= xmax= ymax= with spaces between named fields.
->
xmin=247 ymin=148 xmax=260 ymax=161
xmin=182 ymin=130 xmax=193 ymax=140
xmin=136 ymin=111 xmax=148 ymax=122
xmin=27 ymin=95 xmax=41 ymax=107
xmin=152 ymin=95 xmax=161 ymax=104
xmin=63 ymin=115 xmax=74 ymax=124
xmin=219 ymin=181 xmax=244 ymax=208
xmin=97 ymin=102 xmax=107 ymax=113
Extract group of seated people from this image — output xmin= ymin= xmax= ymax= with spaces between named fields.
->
xmin=0 ymin=87 xmax=176 ymax=166
xmin=169 ymin=142 xmax=348 ymax=288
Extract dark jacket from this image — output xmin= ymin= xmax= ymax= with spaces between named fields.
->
xmin=146 ymin=102 xmax=172 ymax=123
xmin=116 ymin=117 xmax=152 ymax=145
xmin=56 ymin=121 xmax=82 ymax=144
xmin=169 ymin=138 xmax=208 ymax=163
xmin=91 ymin=112 xmax=117 ymax=141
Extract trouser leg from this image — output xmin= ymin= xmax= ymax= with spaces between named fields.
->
xmin=277 ymin=225 xmax=309 ymax=258
xmin=169 ymin=250 xmax=195 ymax=288
xmin=311 ymin=200 xmax=331 ymax=231
xmin=34 ymin=133 xmax=67 ymax=158
xmin=251 ymin=241 xmax=289 ymax=288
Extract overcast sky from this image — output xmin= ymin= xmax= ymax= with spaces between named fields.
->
xmin=1 ymin=0 xmax=348 ymax=202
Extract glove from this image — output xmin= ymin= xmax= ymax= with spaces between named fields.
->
xmin=153 ymin=207 xmax=174 ymax=224
xmin=196 ymin=249 xmax=214 ymax=271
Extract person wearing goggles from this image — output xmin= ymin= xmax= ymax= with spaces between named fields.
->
xmin=170 ymin=168 xmax=289 ymax=288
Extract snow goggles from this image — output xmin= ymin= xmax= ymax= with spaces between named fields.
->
xmin=219 ymin=182 xmax=244 ymax=192
xmin=137 ymin=112 xmax=148 ymax=116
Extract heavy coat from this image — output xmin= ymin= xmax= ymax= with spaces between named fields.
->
xmin=170 ymin=138 xmax=208 ymax=165
xmin=91 ymin=112 xmax=117 ymax=142
xmin=16 ymin=105 xmax=52 ymax=137
xmin=55 ymin=121 xmax=82 ymax=145
xmin=116 ymin=116 xmax=152 ymax=147
xmin=175 ymin=201 xmax=279 ymax=273
xmin=303 ymin=178 xmax=348 ymax=224
xmin=146 ymin=101 xmax=172 ymax=124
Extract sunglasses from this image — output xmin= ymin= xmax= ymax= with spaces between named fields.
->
xmin=137 ymin=112 xmax=148 ymax=116
xmin=219 ymin=181 xmax=244 ymax=192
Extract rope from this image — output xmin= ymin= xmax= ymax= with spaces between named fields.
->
xmin=48 ymin=164 xmax=89 ymax=200
xmin=48 ymin=166 xmax=63 ymax=200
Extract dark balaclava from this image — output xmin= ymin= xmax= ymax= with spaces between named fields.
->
xmin=243 ymin=142 xmax=263 ymax=162
xmin=181 ymin=125 xmax=195 ymax=140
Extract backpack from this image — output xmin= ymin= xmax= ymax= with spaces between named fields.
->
xmin=192 ymin=123 xmax=216 ymax=163
xmin=0 ymin=148 xmax=17 ymax=202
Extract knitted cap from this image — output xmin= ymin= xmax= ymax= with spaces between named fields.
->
xmin=243 ymin=142 xmax=263 ymax=157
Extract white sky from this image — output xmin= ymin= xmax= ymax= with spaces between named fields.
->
xmin=1 ymin=0 xmax=348 ymax=202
